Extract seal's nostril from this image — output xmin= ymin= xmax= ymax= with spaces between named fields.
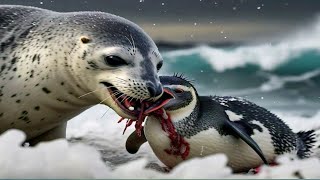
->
xmin=154 ymin=84 xmax=163 ymax=97
xmin=147 ymin=83 xmax=162 ymax=97
xmin=147 ymin=86 xmax=156 ymax=97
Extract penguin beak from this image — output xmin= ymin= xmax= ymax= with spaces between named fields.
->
xmin=144 ymin=88 xmax=175 ymax=114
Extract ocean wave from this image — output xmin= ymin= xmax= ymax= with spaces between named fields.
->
xmin=259 ymin=69 xmax=320 ymax=92
xmin=163 ymin=17 xmax=320 ymax=72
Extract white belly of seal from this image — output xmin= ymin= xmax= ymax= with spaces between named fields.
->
xmin=144 ymin=118 xmax=276 ymax=172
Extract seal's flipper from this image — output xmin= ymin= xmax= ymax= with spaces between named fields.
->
xmin=223 ymin=119 xmax=269 ymax=165
xmin=27 ymin=122 xmax=67 ymax=146
xmin=126 ymin=128 xmax=147 ymax=154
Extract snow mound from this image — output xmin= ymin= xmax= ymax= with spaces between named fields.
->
xmin=1 ymin=129 xmax=320 ymax=179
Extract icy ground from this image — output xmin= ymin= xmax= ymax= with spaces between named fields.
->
xmin=0 ymin=105 xmax=319 ymax=179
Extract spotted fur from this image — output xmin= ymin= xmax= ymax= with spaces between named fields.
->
xmin=0 ymin=5 xmax=162 ymax=143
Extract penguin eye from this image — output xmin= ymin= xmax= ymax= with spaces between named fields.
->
xmin=104 ymin=56 xmax=128 ymax=67
xmin=156 ymin=61 xmax=163 ymax=71
xmin=174 ymin=88 xmax=184 ymax=93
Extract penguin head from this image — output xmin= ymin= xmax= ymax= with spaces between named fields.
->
xmin=159 ymin=75 xmax=199 ymax=121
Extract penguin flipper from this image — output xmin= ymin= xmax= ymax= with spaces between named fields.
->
xmin=126 ymin=128 xmax=147 ymax=154
xmin=223 ymin=119 xmax=269 ymax=165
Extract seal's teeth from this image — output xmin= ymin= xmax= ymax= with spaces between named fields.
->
xmin=128 ymin=106 xmax=134 ymax=111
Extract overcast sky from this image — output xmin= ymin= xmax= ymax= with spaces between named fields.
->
xmin=1 ymin=0 xmax=320 ymax=43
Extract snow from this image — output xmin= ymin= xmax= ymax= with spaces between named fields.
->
xmin=0 ymin=105 xmax=319 ymax=178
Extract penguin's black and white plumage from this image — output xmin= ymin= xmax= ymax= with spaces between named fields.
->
xmin=126 ymin=75 xmax=319 ymax=173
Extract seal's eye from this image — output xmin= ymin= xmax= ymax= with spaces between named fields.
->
xmin=104 ymin=56 xmax=128 ymax=67
xmin=157 ymin=61 xmax=163 ymax=71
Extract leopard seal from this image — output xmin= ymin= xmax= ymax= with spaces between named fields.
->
xmin=0 ymin=5 xmax=164 ymax=145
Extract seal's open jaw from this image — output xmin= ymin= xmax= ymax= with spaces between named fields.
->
xmin=100 ymin=82 xmax=142 ymax=118
xmin=101 ymin=82 xmax=175 ymax=119
xmin=118 ymin=87 xmax=175 ymax=136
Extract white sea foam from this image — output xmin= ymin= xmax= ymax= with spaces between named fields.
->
xmin=0 ymin=105 xmax=319 ymax=178
xmin=259 ymin=69 xmax=320 ymax=92
xmin=163 ymin=17 xmax=320 ymax=72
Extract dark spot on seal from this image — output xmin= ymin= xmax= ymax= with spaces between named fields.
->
xmin=32 ymin=54 xmax=37 ymax=63
xmin=0 ymin=64 xmax=6 ymax=73
xmin=82 ymin=51 xmax=87 ymax=60
xmin=42 ymin=87 xmax=51 ymax=94
xmin=0 ymin=36 xmax=15 ymax=52
xmin=11 ymin=57 xmax=17 ymax=65
xmin=30 ymin=70 xmax=34 ymax=78
xmin=34 ymin=106 xmax=40 ymax=111
xmin=0 ymin=113 xmax=3 ymax=117
xmin=87 ymin=61 xmax=99 ymax=69
xmin=16 ymin=100 xmax=21 ymax=103
xmin=18 ymin=110 xmax=30 ymax=122
xmin=80 ymin=37 xmax=91 ymax=44
xmin=60 ymin=82 xmax=64 ymax=86
xmin=11 ymin=94 xmax=17 ymax=98
xmin=19 ymin=26 xmax=34 ymax=39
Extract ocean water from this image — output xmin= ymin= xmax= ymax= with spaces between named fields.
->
xmin=1 ymin=16 xmax=320 ymax=179
xmin=160 ymin=33 xmax=320 ymax=116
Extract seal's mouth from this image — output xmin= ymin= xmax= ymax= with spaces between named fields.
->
xmin=101 ymin=82 xmax=175 ymax=136
xmin=100 ymin=82 xmax=142 ymax=117
xmin=101 ymin=82 xmax=175 ymax=118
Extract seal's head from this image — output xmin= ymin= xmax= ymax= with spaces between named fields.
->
xmin=64 ymin=12 xmax=163 ymax=119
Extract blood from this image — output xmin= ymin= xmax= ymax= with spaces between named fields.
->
xmin=118 ymin=102 xmax=190 ymax=160
xmin=118 ymin=102 xmax=147 ymax=136
xmin=154 ymin=108 xmax=190 ymax=160
xmin=251 ymin=161 xmax=278 ymax=174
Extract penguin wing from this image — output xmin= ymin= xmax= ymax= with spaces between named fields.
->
xmin=126 ymin=128 xmax=147 ymax=154
xmin=211 ymin=96 xmax=268 ymax=164
xmin=222 ymin=118 xmax=269 ymax=164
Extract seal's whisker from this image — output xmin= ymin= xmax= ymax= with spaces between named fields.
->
xmin=78 ymin=85 xmax=122 ymax=99
xmin=130 ymin=34 xmax=136 ymax=54
xmin=100 ymin=107 xmax=111 ymax=119
xmin=115 ymin=93 xmax=126 ymax=103
xmin=124 ymin=35 xmax=134 ymax=51
xmin=98 ymin=91 xmax=121 ymax=104
xmin=104 ymin=93 xmax=126 ymax=105
xmin=115 ymin=77 xmax=128 ymax=82
xmin=78 ymin=88 xmax=102 ymax=98
xmin=128 ymin=96 xmax=135 ymax=104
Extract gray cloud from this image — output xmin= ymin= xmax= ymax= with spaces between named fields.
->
xmin=1 ymin=0 xmax=319 ymax=43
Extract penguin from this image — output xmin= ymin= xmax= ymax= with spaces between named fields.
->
xmin=125 ymin=75 xmax=318 ymax=173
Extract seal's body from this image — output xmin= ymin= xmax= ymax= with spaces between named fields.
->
xmin=0 ymin=5 xmax=164 ymax=144
xmin=128 ymin=76 xmax=318 ymax=172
